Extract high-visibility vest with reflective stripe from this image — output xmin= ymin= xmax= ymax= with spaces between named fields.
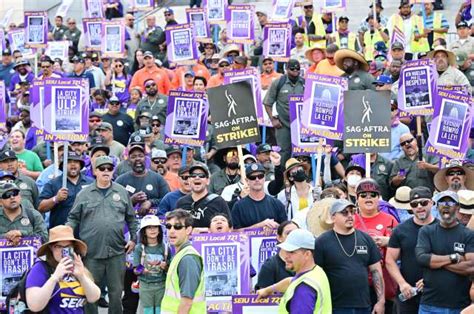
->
xmin=333 ymin=32 xmax=357 ymax=50
xmin=297 ymin=14 xmax=327 ymax=47
xmin=161 ymin=245 xmax=206 ymax=314
xmin=278 ymin=265 xmax=332 ymax=314
xmin=390 ymin=14 xmax=429 ymax=53
xmin=363 ymin=30 xmax=385 ymax=61
xmin=432 ymin=12 xmax=446 ymax=42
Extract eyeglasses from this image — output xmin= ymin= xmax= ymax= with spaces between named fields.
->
xmin=165 ymin=223 xmax=186 ymax=230
xmin=153 ymin=158 xmax=167 ymax=164
xmin=97 ymin=165 xmax=114 ymax=172
xmin=248 ymin=173 xmax=265 ymax=181
xmin=89 ymin=118 xmax=101 ymax=123
xmin=151 ymin=123 xmax=160 ymax=127
xmin=288 ymin=67 xmax=300 ymax=71
xmin=437 ymin=201 xmax=458 ymax=207
xmin=400 ymin=138 xmax=415 ymax=147
xmin=338 ymin=208 xmax=356 ymax=216
xmin=447 ymin=170 xmax=465 ymax=176
xmin=190 ymin=173 xmax=207 ymax=179
xmin=115 ymin=64 xmax=123 ymax=68
xmin=410 ymin=199 xmax=430 ymax=208
xmin=180 ymin=175 xmax=190 ymax=181
xmin=2 ymin=190 xmax=19 ymax=199
xmin=358 ymin=191 xmax=379 ymax=198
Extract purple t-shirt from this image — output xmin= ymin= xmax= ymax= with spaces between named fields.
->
xmin=288 ymin=269 xmax=317 ymax=313
xmin=25 ymin=261 xmax=86 ymax=313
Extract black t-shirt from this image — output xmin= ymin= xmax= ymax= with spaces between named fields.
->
xmin=102 ymin=112 xmax=135 ymax=146
xmin=388 ymin=218 xmax=438 ymax=287
xmin=416 ymin=222 xmax=474 ymax=309
xmin=314 ymin=229 xmax=381 ymax=309
xmin=231 ymin=195 xmax=287 ymax=229
xmin=175 ymin=193 xmax=230 ymax=228
xmin=255 ymin=253 xmax=294 ymax=290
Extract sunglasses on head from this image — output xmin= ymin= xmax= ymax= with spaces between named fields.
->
xmin=400 ymin=138 xmax=415 ymax=147
xmin=2 ymin=190 xmax=19 ymax=199
xmin=410 ymin=199 xmax=430 ymax=208
xmin=97 ymin=165 xmax=114 ymax=172
xmin=358 ymin=191 xmax=379 ymax=198
xmin=447 ymin=170 xmax=465 ymax=176
xmin=165 ymin=223 xmax=186 ymax=230
xmin=190 ymin=173 xmax=207 ymax=179
xmin=248 ymin=173 xmax=265 ymax=181
xmin=338 ymin=207 xmax=356 ymax=216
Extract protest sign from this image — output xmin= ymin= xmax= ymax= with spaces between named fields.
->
xmin=186 ymin=8 xmax=211 ymax=43
xmin=0 ymin=32 xmax=5 ymax=55
xmin=270 ymin=0 xmax=294 ymax=21
xmin=344 ymin=90 xmax=391 ymax=153
xmin=245 ymin=228 xmax=278 ymax=287
xmin=262 ymin=23 xmax=291 ymax=62
xmin=398 ymin=59 xmax=437 ymax=115
xmin=227 ymin=5 xmax=255 ymax=44
xmin=166 ymin=24 xmax=198 ymax=65
xmin=0 ymin=237 xmax=41 ymax=311
xmin=0 ymin=8 xmax=13 ymax=29
xmin=45 ymin=41 xmax=69 ymax=61
xmin=8 ymin=29 xmax=34 ymax=57
xmin=224 ymin=68 xmax=268 ymax=126
xmin=301 ymin=73 xmax=347 ymax=140
xmin=192 ymin=232 xmax=251 ymax=313
xmin=102 ymin=20 xmax=125 ymax=58
xmin=84 ymin=0 xmax=104 ymax=18
xmin=438 ymin=85 xmax=470 ymax=95
xmin=204 ymin=0 xmax=226 ymax=23
xmin=164 ymin=90 xmax=208 ymax=147
xmin=56 ymin=0 xmax=74 ymax=18
xmin=322 ymin=0 xmax=347 ymax=12
xmin=232 ymin=295 xmax=281 ymax=313
xmin=24 ymin=12 xmax=48 ymax=51
xmin=289 ymin=95 xmax=331 ymax=155
xmin=83 ymin=18 xmax=103 ymax=51
xmin=426 ymin=90 xmax=473 ymax=160
xmin=207 ymin=81 xmax=260 ymax=148
xmin=0 ymin=82 xmax=5 ymax=129
xmin=130 ymin=0 xmax=154 ymax=11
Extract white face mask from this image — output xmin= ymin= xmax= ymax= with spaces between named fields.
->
xmin=347 ymin=175 xmax=362 ymax=187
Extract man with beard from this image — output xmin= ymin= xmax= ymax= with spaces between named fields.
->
xmin=38 ymin=151 xmax=93 ymax=228
xmin=159 ymin=166 xmax=192 ymax=215
xmin=386 ymin=187 xmax=437 ymax=313
xmin=390 ymin=133 xmax=439 ymax=192
xmin=38 ymin=56 xmax=61 ymax=80
xmin=334 ymin=49 xmax=375 ymax=90
xmin=428 ymin=46 xmax=470 ymax=89
xmin=256 ymin=143 xmax=276 ymax=181
xmin=415 ymin=191 xmax=474 ymax=313
xmin=150 ymin=149 xmax=168 ymax=175
xmin=116 ymin=144 xmax=169 ymax=216
xmin=51 ymin=15 xmax=68 ymax=41
xmin=102 ymin=96 xmax=135 ymax=146
xmin=433 ymin=160 xmax=474 ymax=193
xmin=12 ymin=108 xmax=39 ymax=150
xmin=175 ymin=162 xmax=230 ymax=230
xmin=209 ymin=147 xmax=242 ymax=195
xmin=9 ymin=59 xmax=34 ymax=94
xmin=314 ymin=199 xmax=384 ymax=313
xmin=135 ymin=78 xmax=168 ymax=125
xmin=130 ymin=52 xmax=170 ymax=96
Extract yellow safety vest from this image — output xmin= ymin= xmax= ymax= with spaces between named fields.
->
xmin=297 ymin=14 xmax=327 ymax=47
xmin=161 ymin=245 xmax=206 ymax=314
xmin=332 ymin=32 xmax=357 ymax=50
xmin=432 ymin=12 xmax=446 ymax=42
xmin=390 ymin=14 xmax=429 ymax=53
xmin=363 ymin=30 xmax=385 ymax=61
xmin=278 ymin=265 xmax=332 ymax=314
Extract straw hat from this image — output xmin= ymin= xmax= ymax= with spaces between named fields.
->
xmin=306 ymin=198 xmax=337 ymax=237
xmin=221 ymin=44 xmax=241 ymax=58
xmin=305 ymin=43 xmax=326 ymax=64
xmin=334 ymin=48 xmax=369 ymax=72
xmin=389 ymin=186 xmax=412 ymax=210
xmin=427 ymin=46 xmax=457 ymax=67
xmin=458 ymin=189 xmax=474 ymax=215
xmin=433 ymin=160 xmax=474 ymax=191
xmin=284 ymin=158 xmax=310 ymax=181
xmin=37 ymin=225 xmax=87 ymax=257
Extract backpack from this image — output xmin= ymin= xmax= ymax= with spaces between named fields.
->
xmin=6 ymin=260 xmax=53 ymax=314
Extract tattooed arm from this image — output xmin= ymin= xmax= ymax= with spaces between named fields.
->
xmin=369 ymin=261 xmax=385 ymax=314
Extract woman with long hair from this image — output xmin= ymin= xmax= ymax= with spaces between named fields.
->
xmin=130 ymin=49 xmax=145 ymax=75
xmin=127 ymin=87 xmax=142 ymax=119
xmin=105 ymin=59 xmax=131 ymax=105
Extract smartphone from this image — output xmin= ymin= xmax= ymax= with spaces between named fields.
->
xmin=62 ymin=247 xmax=73 ymax=259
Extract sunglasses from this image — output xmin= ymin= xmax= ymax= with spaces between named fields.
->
xmin=248 ymin=173 xmax=265 ymax=181
xmin=391 ymin=107 xmax=397 ymax=112
xmin=151 ymin=123 xmax=160 ymax=127
xmin=153 ymin=158 xmax=167 ymax=164
xmin=180 ymin=175 xmax=190 ymax=181
xmin=2 ymin=190 xmax=19 ymax=199
xmin=109 ymin=102 xmax=120 ymax=106
xmin=115 ymin=64 xmax=123 ymax=68
xmin=410 ymin=199 xmax=430 ymax=208
xmin=400 ymin=138 xmax=415 ymax=147
xmin=145 ymin=84 xmax=156 ymax=88
xmin=97 ymin=165 xmax=114 ymax=172
xmin=165 ymin=223 xmax=186 ymax=230
xmin=437 ymin=201 xmax=458 ymax=207
xmin=89 ymin=118 xmax=101 ymax=123
xmin=190 ymin=173 xmax=207 ymax=179
xmin=304 ymin=5 xmax=313 ymax=9
xmin=358 ymin=191 xmax=379 ymax=198
xmin=219 ymin=63 xmax=230 ymax=67
xmin=338 ymin=208 xmax=356 ymax=216
xmin=41 ymin=65 xmax=51 ymax=69
xmin=447 ymin=170 xmax=465 ymax=176
xmin=164 ymin=13 xmax=172 ymax=16
xmin=288 ymin=67 xmax=300 ymax=71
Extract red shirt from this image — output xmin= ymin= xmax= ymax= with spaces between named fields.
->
xmin=354 ymin=211 xmax=398 ymax=258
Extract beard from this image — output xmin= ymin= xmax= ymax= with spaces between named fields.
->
xmin=449 ymin=182 xmax=462 ymax=191
xmin=227 ymin=162 xmax=239 ymax=170
xmin=147 ymin=89 xmax=158 ymax=97
xmin=132 ymin=161 xmax=146 ymax=174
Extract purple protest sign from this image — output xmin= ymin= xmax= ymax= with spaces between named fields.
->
xmin=271 ymin=0 xmax=295 ymax=21
xmin=289 ymin=94 xmax=331 ymax=155
xmin=83 ymin=18 xmax=103 ymax=51
xmin=245 ymin=228 xmax=278 ymax=287
xmin=164 ymin=90 xmax=208 ymax=147
xmin=41 ymin=78 xmax=90 ymax=142
xmin=426 ymin=90 xmax=473 ymax=160
xmin=232 ymin=295 xmax=281 ymax=313
xmin=0 ymin=82 xmax=5 ymax=129
xmin=263 ymin=23 xmax=291 ymax=62
xmin=0 ymin=237 xmax=42 ymax=311
xmin=438 ymin=85 xmax=470 ymax=96
xmin=223 ymin=68 xmax=267 ymax=127
xmin=130 ymin=0 xmax=154 ymax=11
xmin=301 ymin=73 xmax=347 ymax=140
xmin=84 ymin=0 xmax=104 ymax=18
xmin=227 ymin=5 xmax=255 ymax=44
xmin=8 ymin=29 xmax=34 ymax=56
xmin=166 ymin=24 xmax=199 ymax=65
xmin=398 ymin=59 xmax=437 ymax=116
xmin=24 ymin=11 xmax=48 ymax=49
xmin=192 ymin=232 xmax=251 ymax=312
xmin=102 ymin=20 xmax=126 ymax=58
xmin=30 ymin=79 xmax=45 ymax=133
xmin=322 ymin=0 xmax=347 ymax=12
xmin=204 ymin=0 xmax=226 ymax=24
xmin=45 ymin=41 xmax=69 ymax=61
xmin=186 ymin=8 xmax=211 ymax=43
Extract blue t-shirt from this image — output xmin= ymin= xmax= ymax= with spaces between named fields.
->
xmin=158 ymin=189 xmax=187 ymax=216
xmin=231 ymin=195 xmax=287 ymax=229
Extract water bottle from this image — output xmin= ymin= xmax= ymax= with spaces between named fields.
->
xmin=398 ymin=287 xmax=418 ymax=302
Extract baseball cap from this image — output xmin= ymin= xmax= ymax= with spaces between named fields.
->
xmin=109 ymin=95 xmax=120 ymax=103
xmin=433 ymin=190 xmax=459 ymax=204
xmin=129 ymin=144 xmax=145 ymax=154
xmin=257 ymin=143 xmax=272 ymax=154
xmin=0 ymin=182 xmax=20 ymax=197
xmin=369 ymin=61 xmax=385 ymax=74
xmin=89 ymin=137 xmax=110 ymax=157
xmin=330 ymin=199 xmax=356 ymax=215
xmin=143 ymin=51 xmax=154 ymax=58
xmin=0 ymin=171 xmax=16 ymax=181
xmin=189 ymin=162 xmax=210 ymax=177
xmin=97 ymin=122 xmax=113 ymax=131
xmin=71 ymin=55 xmax=85 ymax=63
xmin=391 ymin=41 xmax=404 ymax=50
xmin=165 ymin=145 xmax=181 ymax=156
xmin=410 ymin=186 xmax=432 ymax=201
xmin=164 ymin=7 xmax=174 ymax=14
xmin=14 ymin=58 xmax=30 ymax=68
xmin=234 ymin=55 xmax=248 ymax=65
xmin=356 ymin=178 xmax=381 ymax=194
xmin=89 ymin=110 xmax=102 ymax=118
xmin=184 ymin=70 xmax=195 ymax=77
xmin=339 ymin=16 xmax=349 ymax=22
xmin=243 ymin=154 xmax=257 ymax=163
xmin=246 ymin=163 xmax=265 ymax=177
xmin=218 ymin=58 xmax=230 ymax=66
xmin=373 ymin=74 xmax=392 ymax=85
xmin=399 ymin=0 xmax=410 ymax=8
xmin=94 ymin=156 xmax=114 ymax=169
xmin=277 ymin=229 xmax=315 ymax=252
xmin=2 ymin=48 xmax=11 ymax=56
xmin=287 ymin=59 xmax=300 ymax=70
xmin=0 ymin=150 xmax=18 ymax=162
xmin=178 ymin=165 xmax=191 ymax=176
xmin=456 ymin=21 xmax=470 ymax=29
xmin=370 ymin=0 xmax=383 ymax=9
xmin=151 ymin=149 xmax=167 ymax=160
xmin=262 ymin=56 xmax=273 ymax=63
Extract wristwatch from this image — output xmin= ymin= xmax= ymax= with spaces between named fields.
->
xmin=449 ymin=253 xmax=461 ymax=264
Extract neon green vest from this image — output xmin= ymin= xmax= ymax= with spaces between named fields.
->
xmin=278 ymin=265 xmax=332 ymax=314
xmin=363 ymin=30 xmax=385 ymax=61
xmin=161 ymin=245 xmax=206 ymax=314
xmin=391 ymin=14 xmax=429 ymax=53
xmin=432 ymin=12 xmax=445 ymax=42
xmin=333 ymin=32 xmax=357 ymax=50
xmin=297 ymin=14 xmax=327 ymax=47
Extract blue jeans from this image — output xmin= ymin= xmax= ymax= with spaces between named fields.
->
xmin=333 ymin=308 xmax=371 ymax=314
xmin=418 ymin=304 xmax=462 ymax=314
